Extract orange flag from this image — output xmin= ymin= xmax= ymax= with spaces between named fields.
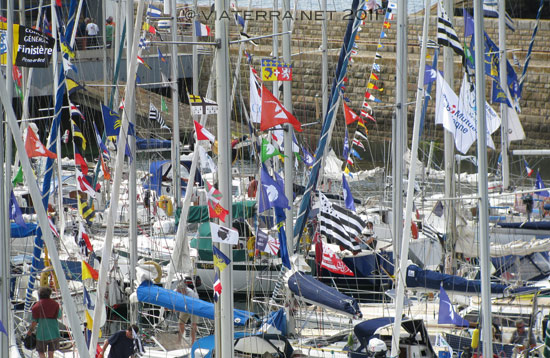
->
xmin=260 ymin=84 xmax=302 ymax=132
xmin=25 ymin=127 xmax=56 ymax=159
xmin=82 ymin=260 xmax=99 ymax=280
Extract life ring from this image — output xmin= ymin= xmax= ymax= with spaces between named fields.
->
xmin=143 ymin=261 xmax=162 ymax=283
xmin=411 ymin=222 xmax=419 ymax=240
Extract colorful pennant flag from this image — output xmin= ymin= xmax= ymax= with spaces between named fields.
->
xmin=193 ymin=120 xmax=216 ymax=143
xmin=82 ymin=260 xmax=98 ymax=280
xmin=212 ymin=245 xmax=231 ymax=272
xmin=213 ymin=272 xmax=222 ymax=302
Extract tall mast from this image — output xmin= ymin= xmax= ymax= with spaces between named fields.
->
xmin=89 ymin=0 xmax=146 ymax=353
xmin=127 ymin=0 xmax=138 ymax=326
xmin=390 ymin=0 xmax=430 ymax=354
xmin=321 ymin=0 xmax=328 ymax=120
xmin=214 ymin=1 xmax=234 ymax=358
xmin=0 ymin=0 xmax=14 ymax=355
xmin=443 ymin=0 xmax=457 ymax=274
xmin=499 ymin=0 xmax=510 ymax=189
xmin=392 ymin=0 xmax=407 ymax=262
xmin=170 ymin=0 xmax=181 ymax=210
xmin=473 ymin=0 xmax=492 ymax=355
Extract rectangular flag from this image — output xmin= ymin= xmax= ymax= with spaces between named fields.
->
xmin=261 ymin=58 xmax=293 ymax=81
xmin=210 ymin=222 xmax=239 ymax=245
xmin=249 ymin=67 xmax=262 ymax=123
xmin=524 ymin=160 xmax=534 ymax=177
xmin=535 ymin=172 xmax=550 ymax=197
xmin=342 ymin=174 xmax=355 ymax=212
xmin=259 ymin=165 xmax=290 ymax=212
xmin=319 ymin=193 xmax=364 ymax=251
xmin=352 ymin=138 xmax=365 ymax=150
xmin=255 ymin=229 xmax=270 ymax=253
xmin=194 ymin=21 xmax=211 ymax=36
xmin=9 ymin=190 xmax=27 ymax=228
xmin=212 ymin=245 xmax=231 ymax=272
xmin=149 ymin=102 xmax=170 ymax=130
xmin=437 ymin=1 xmax=465 ymax=58
xmin=189 ymin=94 xmax=218 ymax=115
xmin=146 ymin=5 xmax=162 ymax=17
xmin=213 ymin=273 xmax=222 ymax=302
xmin=321 ymin=245 xmax=354 ymax=276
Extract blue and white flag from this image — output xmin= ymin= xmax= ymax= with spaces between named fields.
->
xmin=302 ymin=146 xmax=314 ymax=167
xmin=438 ymin=286 xmax=470 ymax=327
xmin=536 ymin=172 xmax=550 ymax=197
xmin=259 ymin=166 xmax=290 ymax=212
xmin=83 ymin=286 xmax=95 ymax=310
xmin=9 ymin=191 xmax=27 ymax=229
xmin=146 ymin=5 xmax=162 ymax=18
xmin=255 ymin=229 xmax=270 ymax=253
xmin=350 ymin=148 xmax=362 ymax=160
xmin=275 ymin=208 xmax=291 ymax=269
xmin=424 ymin=64 xmax=438 ymax=85
xmin=343 ymin=126 xmax=350 ymax=160
xmin=342 ymin=174 xmax=356 ymax=212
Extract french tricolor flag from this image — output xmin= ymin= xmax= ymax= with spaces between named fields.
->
xmin=525 ymin=160 xmax=534 ymax=177
xmin=194 ymin=21 xmax=211 ymax=36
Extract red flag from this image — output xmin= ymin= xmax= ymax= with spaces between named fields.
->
xmin=82 ymin=260 xmax=99 ymax=280
xmin=56 ymin=0 xmax=62 ymax=6
xmin=343 ymin=102 xmax=359 ymax=125
xmin=193 ymin=120 xmax=216 ymax=142
xmin=205 ymin=180 xmax=229 ymax=222
xmin=321 ymin=245 xmax=354 ymax=276
xmin=25 ymin=127 xmax=57 ymax=159
xmin=361 ymin=111 xmax=376 ymax=122
xmin=74 ymin=147 xmax=88 ymax=175
xmin=79 ymin=222 xmax=93 ymax=252
xmin=260 ymin=85 xmax=302 ymax=132
xmin=76 ymin=169 xmax=96 ymax=198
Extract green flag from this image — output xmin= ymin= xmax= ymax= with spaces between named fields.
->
xmin=161 ymin=96 xmax=168 ymax=112
xmin=12 ymin=166 xmax=23 ymax=186
xmin=261 ymin=138 xmax=284 ymax=163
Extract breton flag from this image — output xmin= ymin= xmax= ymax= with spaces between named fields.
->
xmin=148 ymin=103 xmax=170 ymax=130
xmin=437 ymin=1 xmax=465 ymax=58
xmin=319 ymin=193 xmax=365 ymax=251
xmin=188 ymin=94 xmax=218 ymax=115
xmin=321 ymin=245 xmax=354 ymax=276
xmin=193 ymin=120 xmax=216 ymax=143
xmin=194 ymin=21 xmax=211 ymax=36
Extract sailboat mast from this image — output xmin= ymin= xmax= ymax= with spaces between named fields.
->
xmin=321 ymin=0 xmax=328 ymax=120
xmin=392 ymin=0 xmax=407 ymax=262
xmin=473 ymin=0 xmax=492 ymax=356
xmin=214 ymin=0 xmax=234 ymax=358
xmin=171 ymin=0 xmax=181 ymax=209
xmin=127 ymin=0 xmax=139 ymax=326
xmin=499 ymin=0 xmax=510 ymax=189
xmin=390 ymin=0 xmax=430 ymax=355
xmin=0 ymin=2 xmax=14 ymax=355
xmin=443 ymin=0 xmax=457 ymax=274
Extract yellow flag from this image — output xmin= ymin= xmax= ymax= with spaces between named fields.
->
xmin=85 ymin=310 xmax=102 ymax=337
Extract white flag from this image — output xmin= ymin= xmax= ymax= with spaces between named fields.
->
xmin=198 ymin=145 xmax=217 ymax=172
xmin=210 ymin=222 xmax=239 ymax=245
xmin=249 ymin=67 xmax=262 ymax=123
xmin=506 ymin=106 xmax=525 ymax=143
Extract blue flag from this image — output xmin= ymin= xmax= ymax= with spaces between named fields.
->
xmin=259 ymin=166 xmax=290 ymax=213
xmin=463 ymin=9 xmax=474 ymax=38
xmin=101 ymin=104 xmax=121 ymax=137
xmin=275 ymin=207 xmax=291 ymax=269
xmin=0 ymin=318 xmax=7 ymax=336
xmin=350 ymin=148 xmax=362 ymax=160
xmin=343 ymin=126 xmax=349 ymax=160
xmin=424 ymin=64 xmax=438 ymax=85
xmin=536 ymin=172 xmax=550 ymax=197
xmin=9 ymin=191 xmax=27 ymax=229
xmin=302 ymin=146 xmax=314 ymax=167
xmin=438 ymin=286 xmax=470 ymax=327
xmin=342 ymin=174 xmax=356 ymax=212
xmin=83 ymin=286 xmax=95 ymax=310
xmin=255 ymin=229 xmax=270 ymax=252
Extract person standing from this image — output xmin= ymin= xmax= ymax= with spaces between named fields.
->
xmin=99 ymin=325 xmax=140 ymax=358
xmin=105 ymin=16 xmax=114 ymax=47
xmin=27 ymin=287 xmax=61 ymax=358
xmin=177 ymin=283 xmax=199 ymax=344
xmin=86 ymin=18 xmax=100 ymax=47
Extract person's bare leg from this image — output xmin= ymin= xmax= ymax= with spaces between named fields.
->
xmin=38 ymin=352 xmax=46 ymax=358
xmin=179 ymin=322 xmax=185 ymax=340
xmin=48 ymin=350 xmax=55 ymax=358
xmin=191 ymin=322 xmax=197 ymax=344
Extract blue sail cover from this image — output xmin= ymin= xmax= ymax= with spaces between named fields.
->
xmin=11 ymin=223 xmax=37 ymax=238
xmin=497 ymin=221 xmax=550 ymax=230
xmin=287 ymin=271 xmax=362 ymax=318
xmin=405 ymin=265 xmax=539 ymax=295
xmin=135 ymin=137 xmax=171 ymax=150
xmin=136 ymin=280 xmax=256 ymax=325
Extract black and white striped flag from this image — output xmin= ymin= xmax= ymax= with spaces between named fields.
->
xmin=149 ymin=102 xmax=170 ymax=130
xmin=319 ymin=193 xmax=365 ymax=251
xmin=437 ymin=1 xmax=464 ymax=58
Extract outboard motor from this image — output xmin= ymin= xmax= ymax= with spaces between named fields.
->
xmin=367 ymin=338 xmax=387 ymax=358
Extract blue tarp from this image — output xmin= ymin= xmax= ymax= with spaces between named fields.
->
xmin=11 ymin=222 xmax=37 ymax=238
xmin=136 ymin=137 xmax=171 ymax=150
xmin=354 ymin=317 xmax=394 ymax=349
xmin=497 ymin=221 xmax=550 ymax=230
xmin=136 ymin=280 xmax=256 ymax=325
xmin=405 ymin=264 xmax=539 ymax=295
xmin=287 ymin=271 xmax=362 ymax=318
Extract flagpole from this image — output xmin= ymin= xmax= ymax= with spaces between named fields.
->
xmin=390 ymin=0 xmax=429 ymax=354
xmin=498 ymin=0 xmax=510 ymax=189
xmin=170 ymin=0 xmax=181 ymax=211
xmin=473 ymin=0 xmax=493 ymax=355
xmin=443 ymin=0 xmax=457 ymax=274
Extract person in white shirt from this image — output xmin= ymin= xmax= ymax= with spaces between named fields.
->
xmin=86 ymin=18 xmax=100 ymax=47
